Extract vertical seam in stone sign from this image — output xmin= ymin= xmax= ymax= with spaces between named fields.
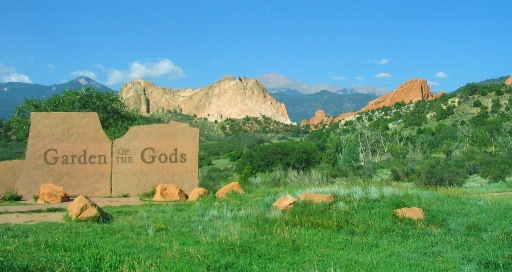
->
xmin=109 ymin=141 xmax=113 ymax=197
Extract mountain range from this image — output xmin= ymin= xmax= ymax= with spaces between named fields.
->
xmin=0 ymin=77 xmax=112 ymax=119
xmin=0 ymin=75 xmax=385 ymax=123
xmin=271 ymin=91 xmax=377 ymax=123
xmin=256 ymin=73 xmax=388 ymax=96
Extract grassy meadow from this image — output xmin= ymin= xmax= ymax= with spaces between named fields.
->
xmin=1 ymin=181 xmax=511 ymax=271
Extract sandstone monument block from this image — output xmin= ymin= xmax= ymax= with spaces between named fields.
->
xmin=111 ymin=122 xmax=199 ymax=196
xmin=0 ymin=160 xmax=24 ymax=195
xmin=17 ymin=113 xmax=112 ymax=198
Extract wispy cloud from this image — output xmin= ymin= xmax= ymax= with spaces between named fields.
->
xmin=48 ymin=64 xmax=56 ymax=70
xmin=355 ymin=76 xmax=364 ymax=80
xmin=374 ymin=58 xmax=390 ymax=65
xmin=0 ymin=63 xmax=32 ymax=83
xmin=71 ymin=69 xmax=97 ymax=80
xmin=428 ymin=80 xmax=440 ymax=86
xmin=331 ymin=76 xmax=345 ymax=81
xmin=106 ymin=58 xmax=186 ymax=85
xmin=374 ymin=72 xmax=392 ymax=78
xmin=435 ymin=71 xmax=449 ymax=78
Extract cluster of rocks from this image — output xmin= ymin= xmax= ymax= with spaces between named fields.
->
xmin=35 ymin=183 xmax=108 ymax=221
xmin=272 ymin=192 xmax=425 ymax=221
xmin=151 ymin=181 xmax=244 ymax=201
xmin=35 ymin=181 xmax=425 ymax=222
xmin=34 ymin=181 xmax=246 ymax=222
xmin=272 ymin=193 xmax=335 ymax=211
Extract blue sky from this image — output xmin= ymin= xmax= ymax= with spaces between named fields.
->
xmin=1 ymin=0 xmax=510 ymax=93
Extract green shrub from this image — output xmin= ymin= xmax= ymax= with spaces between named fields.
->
xmin=199 ymin=166 xmax=233 ymax=191
xmin=418 ymin=158 xmax=466 ymax=187
xmin=0 ymin=189 xmax=22 ymax=202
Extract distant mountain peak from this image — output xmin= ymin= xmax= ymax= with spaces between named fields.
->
xmin=0 ymin=77 xmax=112 ymax=119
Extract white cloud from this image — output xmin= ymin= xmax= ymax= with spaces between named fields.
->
xmin=106 ymin=59 xmax=186 ymax=85
xmin=48 ymin=64 xmax=56 ymax=70
xmin=374 ymin=58 xmax=390 ymax=65
xmin=374 ymin=72 xmax=392 ymax=78
xmin=435 ymin=71 xmax=449 ymax=78
xmin=428 ymin=81 xmax=440 ymax=86
xmin=71 ymin=69 xmax=97 ymax=80
xmin=1 ymin=73 xmax=32 ymax=83
xmin=0 ymin=63 xmax=32 ymax=83
xmin=331 ymin=76 xmax=345 ymax=81
xmin=355 ymin=76 xmax=364 ymax=80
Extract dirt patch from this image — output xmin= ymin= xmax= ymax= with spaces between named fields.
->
xmin=0 ymin=197 xmax=145 ymax=225
xmin=0 ymin=212 xmax=65 ymax=224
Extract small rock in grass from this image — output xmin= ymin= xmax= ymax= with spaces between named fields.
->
xmin=215 ymin=181 xmax=244 ymax=198
xmin=67 ymin=195 xmax=109 ymax=221
xmin=394 ymin=207 xmax=425 ymax=220
xmin=188 ymin=187 xmax=209 ymax=201
xmin=272 ymin=195 xmax=297 ymax=211
xmin=153 ymin=184 xmax=187 ymax=201
xmin=298 ymin=193 xmax=335 ymax=203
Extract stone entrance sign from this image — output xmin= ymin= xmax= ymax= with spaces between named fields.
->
xmin=0 ymin=160 xmax=24 ymax=195
xmin=111 ymin=122 xmax=199 ymax=196
xmin=17 ymin=112 xmax=112 ymax=198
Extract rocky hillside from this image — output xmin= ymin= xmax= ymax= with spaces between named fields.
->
xmin=302 ymin=78 xmax=442 ymax=127
xmin=119 ymin=76 xmax=291 ymax=124
xmin=506 ymin=75 xmax=512 ymax=85
xmin=360 ymin=78 xmax=441 ymax=112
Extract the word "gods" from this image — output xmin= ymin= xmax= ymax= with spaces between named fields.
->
xmin=140 ymin=147 xmax=187 ymax=164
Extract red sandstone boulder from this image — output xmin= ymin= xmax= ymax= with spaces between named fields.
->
xmin=188 ymin=187 xmax=209 ymax=201
xmin=67 ymin=195 xmax=108 ymax=221
xmin=272 ymin=195 xmax=297 ymax=211
xmin=394 ymin=207 xmax=425 ymax=220
xmin=37 ymin=183 xmax=70 ymax=203
xmin=298 ymin=193 xmax=335 ymax=203
xmin=153 ymin=184 xmax=187 ymax=201
xmin=215 ymin=181 xmax=244 ymax=198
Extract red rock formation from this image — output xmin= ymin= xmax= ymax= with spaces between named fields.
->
xmin=361 ymin=78 xmax=436 ymax=112
xmin=505 ymin=75 xmax=512 ymax=86
xmin=301 ymin=78 xmax=442 ymax=126
xmin=119 ymin=76 xmax=292 ymax=124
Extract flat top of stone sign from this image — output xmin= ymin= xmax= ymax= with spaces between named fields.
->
xmin=30 ymin=112 xmax=109 ymax=142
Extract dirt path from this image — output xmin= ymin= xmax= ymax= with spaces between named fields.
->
xmin=0 ymin=197 xmax=145 ymax=224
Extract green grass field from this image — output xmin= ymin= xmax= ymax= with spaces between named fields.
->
xmin=1 ymin=183 xmax=511 ymax=271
